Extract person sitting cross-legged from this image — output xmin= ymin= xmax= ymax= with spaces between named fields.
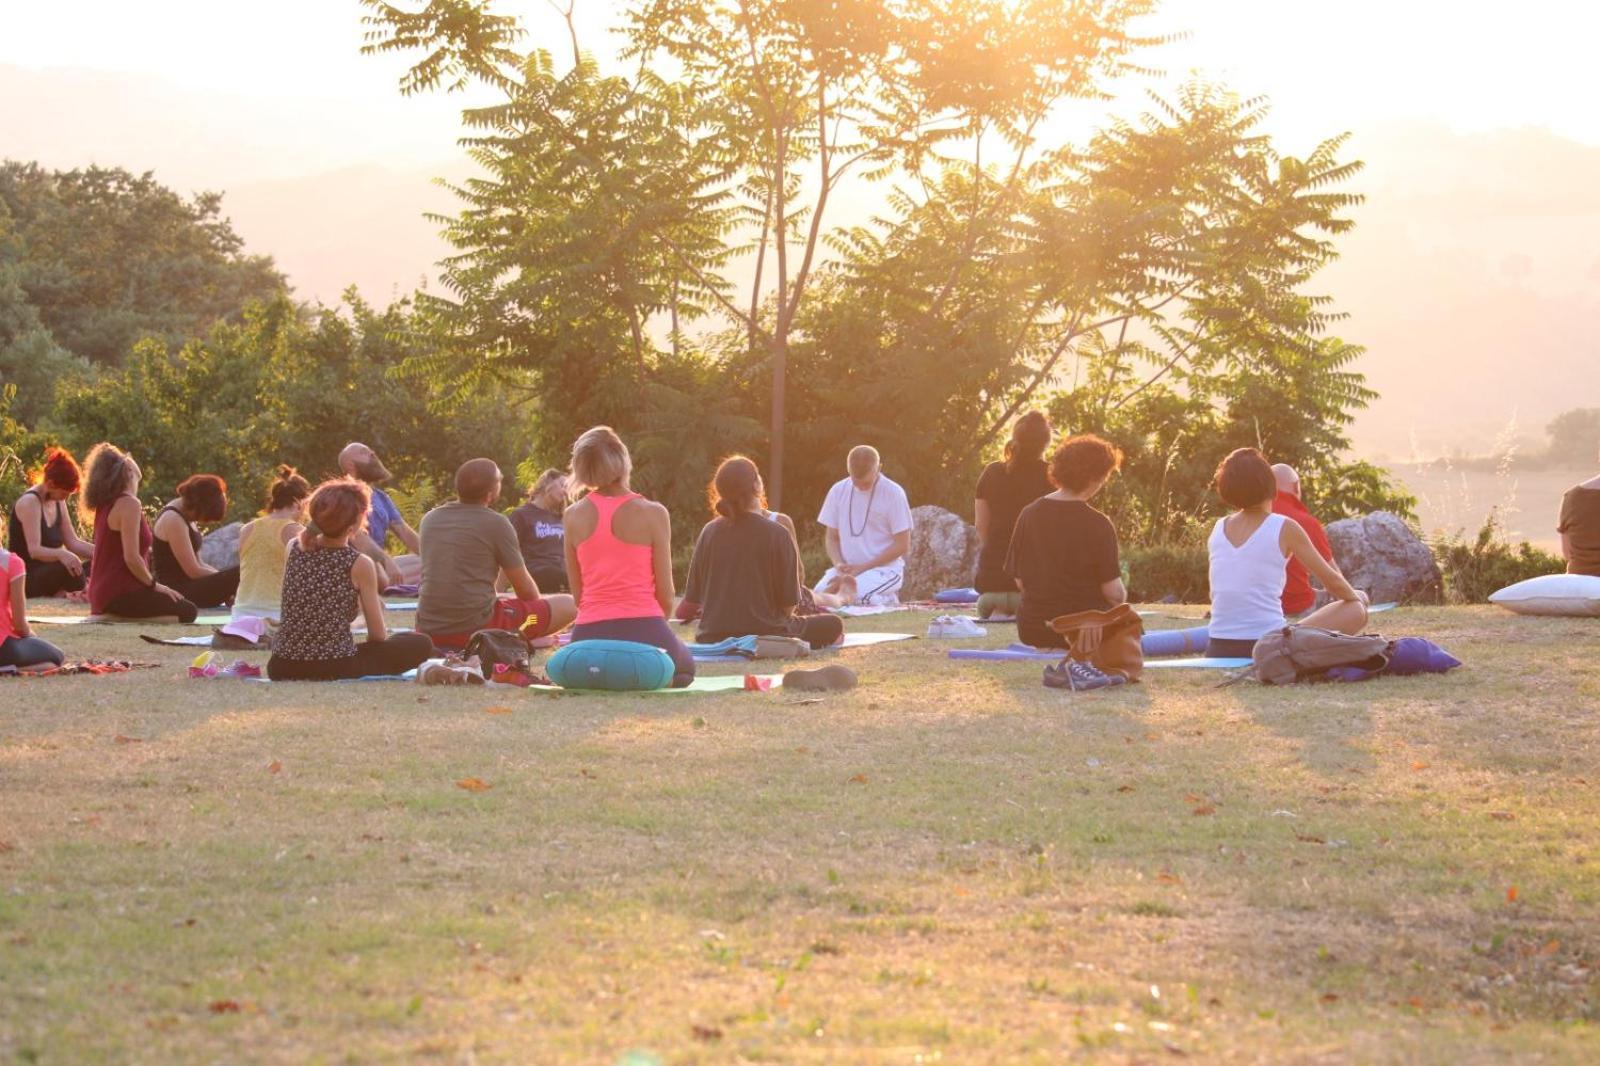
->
xmin=8 ymin=447 xmax=94 ymax=599
xmin=415 ymin=459 xmax=577 ymax=650
xmin=510 ymin=468 xmax=570 ymax=593
xmin=1271 ymin=463 xmax=1336 ymax=616
xmin=81 ymin=443 xmax=198 ymax=623
xmin=683 ymin=456 xmax=844 ymax=651
xmin=339 ymin=442 xmax=422 ymax=588
xmin=267 ymin=479 xmax=435 ymax=681
xmin=814 ymin=445 xmax=914 ymax=607
xmin=1 ymin=545 xmax=65 ymax=672
xmin=563 ymin=426 xmax=695 ymax=687
xmin=232 ymin=465 xmax=311 ymax=622
xmin=1007 ymin=434 xmax=1128 ymax=650
xmin=1558 ymin=462 xmax=1600 ymax=577
xmin=152 ymin=474 xmax=241 ymax=610
xmin=1206 ymin=448 xmax=1368 ymax=659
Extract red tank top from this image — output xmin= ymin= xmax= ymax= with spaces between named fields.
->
xmin=574 ymin=492 xmax=661 ymax=624
xmin=89 ymin=497 xmax=154 ymax=613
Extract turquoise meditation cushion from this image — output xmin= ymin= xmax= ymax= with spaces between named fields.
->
xmin=546 ymin=639 xmax=675 ymax=691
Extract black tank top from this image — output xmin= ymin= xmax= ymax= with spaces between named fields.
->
xmin=151 ymin=505 xmax=203 ymax=585
xmin=7 ymin=487 xmax=65 ymax=568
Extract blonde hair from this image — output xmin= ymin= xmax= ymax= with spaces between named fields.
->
xmin=569 ymin=426 xmax=631 ymax=495
xmin=527 ymin=467 xmax=565 ymax=504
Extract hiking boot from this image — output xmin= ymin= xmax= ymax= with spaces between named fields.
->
xmin=1042 ymin=658 xmax=1125 ymax=692
xmin=782 ymin=664 xmax=859 ymax=692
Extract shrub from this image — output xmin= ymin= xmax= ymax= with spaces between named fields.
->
xmin=1433 ymin=512 xmax=1565 ymax=604
xmin=1125 ymin=540 xmax=1210 ymax=604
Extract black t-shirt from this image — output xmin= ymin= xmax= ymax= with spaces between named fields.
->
xmin=509 ymin=502 xmax=564 ymax=573
xmin=683 ymin=514 xmax=801 ymax=640
xmin=974 ymin=459 xmax=1052 ymax=589
xmin=1005 ymin=498 xmax=1120 ymax=629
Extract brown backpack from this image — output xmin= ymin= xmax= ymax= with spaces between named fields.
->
xmin=1050 ymin=603 xmax=1145 ymax=682
xmin=1249 ymin=625 xmax=1390 ymax=685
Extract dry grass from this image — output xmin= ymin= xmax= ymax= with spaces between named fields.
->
xmin=2 ymin=604 xmax=1599 ymax=1063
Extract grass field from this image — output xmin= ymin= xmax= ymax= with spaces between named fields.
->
xmin=3 ymin=603 xmax=1599 ymax=1063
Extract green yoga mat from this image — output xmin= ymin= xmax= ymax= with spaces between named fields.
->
xmin=529 ymin=673 xmax=783 ymax=695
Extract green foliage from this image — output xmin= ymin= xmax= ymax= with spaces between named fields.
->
xmin=1124 ymin=539 xmax=1210 ymax=604
xmin=1432 ymin=512 xmax=1565 ymax=605
xmin=0 ymin=385 xmax=51 ymax=507
xmin=48 ymin=293 xmax=529 ymax=520
xmin=0 ymin=162 xmax=284 ymax=366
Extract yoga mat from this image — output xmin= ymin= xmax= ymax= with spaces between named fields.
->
xmin=1144 ymin=657 xmax=1251 ymax=670
xmin=948 ymin=644 xmax=1250 ymax=669
xmin=31 ymin=613 xmax=230 ymax=626
xmin=140 ymin=634 xmax=269 ymax=649
xmin=384 ymin=601 xmax=419 ymax=611
xmin=529 ymin=673 xmax=782 ymax=695
xmin=691 ymin=631 xmax=917 ymax=663
xmin=248 ymin=670 xmax=418 ymax=684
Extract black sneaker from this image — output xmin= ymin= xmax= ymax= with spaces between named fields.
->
xmin=1042 ymin=658 xmax=1125 ymax=692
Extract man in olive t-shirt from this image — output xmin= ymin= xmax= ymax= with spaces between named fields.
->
xmin=416 ymin=459 xmax=577 ymax=646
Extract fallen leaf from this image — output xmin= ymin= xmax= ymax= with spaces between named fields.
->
xmin=1191 ymin=805 xmax=1216 ymax=817
xmin=1411 ymin=761 xmax=1428 ymax=771
xmin=1506 ymin=886 xmax=1518 ymax=903
xmin=1116 ymin=785 xmax=1135 ymax=793
xmin=484 ymin=705 xmax=513 ymax=715
xmin=1296 ymin=833 xmax=1326 ymax=845
xmin=456 ymin=778 xmax=492 ymax=792
xmin=1184 ymin=793 xmax=1203 ymax=803
xmin=1157 ymin=871 xmax=1181 ymax=884
xmin=1320 ymin=992 xmax=1340 ymax=1003
xmin=579 ymin=768 xmax=597 ymax=779
xmin=1488 ymin=811 xmax=1516 ymax=822
xmin=691 ymin=1024 xmax=724 ymax=1041
xmin=1543 ymin=939 xmax=1561 ymax=955
xmin=0 ymin=840 xmax=14 ymax=854
xmin=114 ymin=734 xmax=143 ymax=745
xmin=794 ymin=746 xmax=811 ymax=754
xmin=266 ymin=760 xmax=282 ymax=775
xmin=1406 ymin=996 xmax=1424 ymax=1010
xmin=208 ymin=1000 xmax=241 ymax=1014
xmin=849 ymin=773 xmax=868 ymax=784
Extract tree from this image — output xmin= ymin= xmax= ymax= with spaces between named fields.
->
xmin=0 ymin=162 xmax=284 ymax=366
xmin=1545 ymin=408 xmax=1600 ymax=467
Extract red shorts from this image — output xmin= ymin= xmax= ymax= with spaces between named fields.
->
xmin=427 ymin=595 xmax=554 ymax=650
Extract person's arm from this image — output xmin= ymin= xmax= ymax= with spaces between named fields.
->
xmin=774 ymin=529 xmax=801 ymax=612
xmin=156 ymin=511 xmax=215 ymax=579
xmin=9 ymin=571 xmax=29 ymax=639
xmin=112 ymin=498 xmax=180 ymax=600
xmin=1283 ymin=520 xmax=1364 ymax=603
xmin=56 ymin=503 xmax=93 ymax=562
xmin=15 ymin=495 xmax=80 ymax=573
xmin=682 ymin=526 xmax=708 ymax=608
xmin=393 ymin=517 xmax=421 ymax=556
xmin=1098 ymin=518 xmax=1127 ymax=605
xmin=352 ymin=529 xmax=403 ymax=587
xmin=1100 ymin=577 xmax=1128 ymax=605
xmin=854 ymin=530 xmax=911 ymax=571
xmin=563 ymin=508 xmax=584 ymax=608
xmin=1561 ymin=532 xmax=1575 ymax=565
xmin=651 ymin=503 xmax=676 ymax=618
xmin=974 ymin=498 xmax=992 ymax=548
xmin=1558 ymin=495 xmax=1576 ymax=565
xmin=352 ymin=553 xmax=387 ymax=642
xmin=506 ymin=564 xmax=540 ymax=602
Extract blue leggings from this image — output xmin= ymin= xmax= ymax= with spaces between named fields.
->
xmin=570 ymin=616 xmax=696 ymax=688
xmin=0 ymin=635 xmax=66 ymax=670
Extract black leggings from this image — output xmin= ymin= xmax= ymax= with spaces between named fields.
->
xmin=0 ymin=635 xmax=65 ymax=669
xmin=701 ymin=614 xmax=844 ymax=651
xmin=267 ymin=632 xmax=436 ymax=681
xmin=570 ymin=616 xmax=696 ymax=688
xmin=103 ymin=586 xmax=199 ymax=623
xmin=167 ymin=567 xmax=240 ymax=610
xmin=25 ymin=560 xmax=87 ymax=598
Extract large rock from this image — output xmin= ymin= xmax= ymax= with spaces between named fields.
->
xmin=1325 ymin=511 xmax=1442 ymax=605
xmin=200 ymin=522 xmax=243 ymax=570
xmin=903 ymin=505 xmax=980 ymax=601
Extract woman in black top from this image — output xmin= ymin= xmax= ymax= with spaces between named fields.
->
xmin=8 ymin=448 xmax=94 ymax=597
xmin=683 ymin=456 xmax=844 ymax=649
xmin=974 ymin=411 xmax=1052 ymax=617
xmin=1006 ymin=434 xmax=1127 ymax=649
xmin=268 ymin=479 xmax=435 ymax=681
xmin=152 ymin=474 xmax=240 ymax=609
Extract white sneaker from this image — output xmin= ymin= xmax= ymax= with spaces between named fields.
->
xmin=928 ymin=615 xmax=987 ymax=638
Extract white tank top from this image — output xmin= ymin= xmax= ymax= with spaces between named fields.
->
xmin=1208 ymin=513 xmax=1289 ymax=640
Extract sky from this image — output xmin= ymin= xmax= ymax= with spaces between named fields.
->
xmin=3 ymin=0 xmax=1599 ymax=487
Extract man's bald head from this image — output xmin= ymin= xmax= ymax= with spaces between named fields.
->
xmin=339 ymin=442 xmax=391 ymax=485
xmin=1272 ymin=463 xmax=1301 ymax=498
xmin=455 ymin=458 xmax=502 ymax=505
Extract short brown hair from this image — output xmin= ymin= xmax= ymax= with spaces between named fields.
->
xmin=300 ymin=478 xmax=371 ymax=551
xmin=1214 ymin=448 xmax=1277 ymax=509
xmin=455 ymin=458 xmax=501 ymax=503
xmin=570 ymin=426 xmax=631 ymax=493
xmin=1048 ymin=434 xmax=1123 ymax=493
xmin=177 ymin=474 xmax=229 ymax=523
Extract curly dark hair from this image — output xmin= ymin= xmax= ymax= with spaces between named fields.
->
xmin=1047 ymin=435 xmax=1123 ymax=493
xmin=177 ymin=474 xmax=229 ymax=524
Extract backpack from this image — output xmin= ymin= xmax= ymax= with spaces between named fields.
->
xmin=1049 ymin=603 xmax=1145 ymax=682
xmin=462 ymin=629 xmax=531 ymax=681
xmin=1248 ymin=625 xmax=1390 ymax=685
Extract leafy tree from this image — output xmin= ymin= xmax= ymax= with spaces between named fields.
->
xmin=0 ymin=162 xmax=283 ymax=366
xmin=1544 ymin=408 xmax=1600 ymax=467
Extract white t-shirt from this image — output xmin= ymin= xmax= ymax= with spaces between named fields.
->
xmin=817 ymin=474 xmax=914 ymax=572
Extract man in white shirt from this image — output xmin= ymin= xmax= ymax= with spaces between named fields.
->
xmin=815 ymin=445 xmax=914 ymax=606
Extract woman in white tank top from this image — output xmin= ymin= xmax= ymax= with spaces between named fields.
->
xmin=1207 ymin=449 xmax=1369 ymax=657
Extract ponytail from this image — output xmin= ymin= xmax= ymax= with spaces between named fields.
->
xmin=709 ymin=455 xmax=765 ymax=521
xmin=1005 ymin=411 xmax=1052 ymax=474
xmin=300 ymin=478 xmax=371 ymax=552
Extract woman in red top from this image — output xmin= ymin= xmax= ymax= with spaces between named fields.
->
xmin=81 ymin=443 xmax=199 ymax=623
xmin=562 ymin=426 xmax=694 ymax=686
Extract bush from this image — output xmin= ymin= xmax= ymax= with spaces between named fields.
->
xmin=1433 ymin=512 xmax=1565 ymax=604
xmin=1125 ymin=540 xmax=1209 ymax=604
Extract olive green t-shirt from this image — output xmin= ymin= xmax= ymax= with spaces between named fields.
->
xmin=416 ymin=502 xmax=525 ymax=635
xmin=1558 ymin=486 xmax=1600 ymax=577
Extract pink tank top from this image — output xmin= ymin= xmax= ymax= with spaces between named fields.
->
xmin=574 ymin=492 xmax=661 ymax=624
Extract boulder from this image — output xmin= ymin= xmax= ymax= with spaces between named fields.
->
xmin=902 ymin=505 xmax=980 ymax=601
xmin=200 ymin=521 xmax=243 ymax=570
xmin=1324 ymin=511 xmax=1442 ymax=605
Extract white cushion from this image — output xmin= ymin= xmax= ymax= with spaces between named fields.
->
xmin=1489 ymin=574 xmax=1600 ymax=617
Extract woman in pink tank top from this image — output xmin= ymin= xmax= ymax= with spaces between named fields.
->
xmin=563 ymin=427 xmax=694 ymax=686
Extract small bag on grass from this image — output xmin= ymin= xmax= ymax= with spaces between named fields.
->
xmin=462 ymin=628 xmax=531 ymax=681
xmin=1049 ymin=603 xmax=1144 ymax=682
xmin=1250 ymin=625 xmax=1390 ymax=685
